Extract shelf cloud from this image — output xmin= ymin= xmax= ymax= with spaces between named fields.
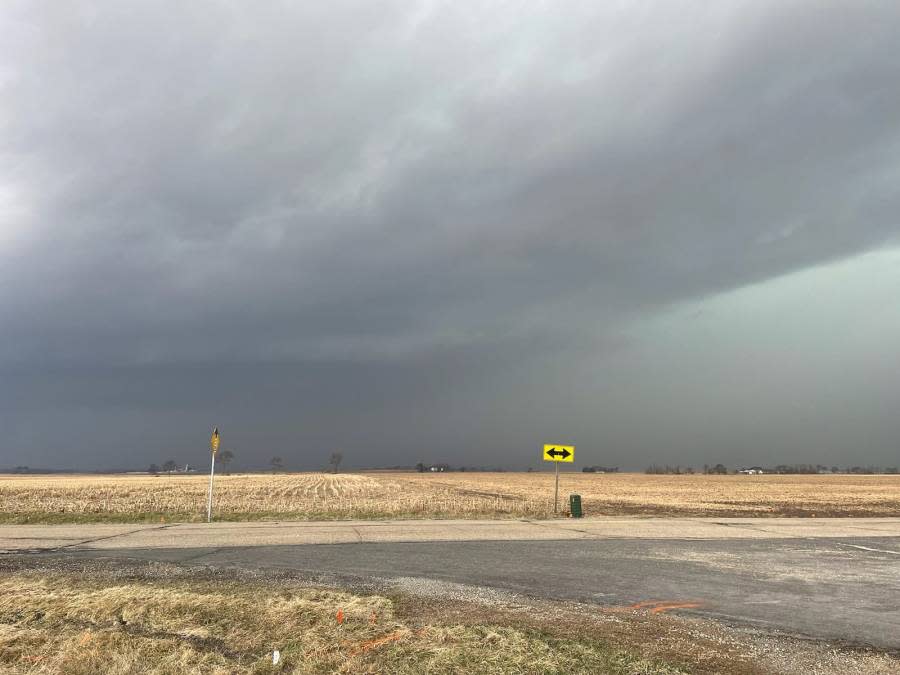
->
xmin=1 ymin=2 xmax=899 ymax=469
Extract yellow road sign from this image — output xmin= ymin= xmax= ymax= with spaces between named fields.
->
xmin=543 ymin=444 xmax=574 ymax=462
xmin=210 ymin=427 xmax=220 ymax=454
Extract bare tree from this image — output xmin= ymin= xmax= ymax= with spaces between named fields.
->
xmin=329 ymin=452 xmax=343 ymax=474
xmin=270 ymin=456 xmax=284 ymax=473
xmin=219 ymin=450 xmax=234 ymax=474
xmin=162 ymin=460 xmax=177 ymax=473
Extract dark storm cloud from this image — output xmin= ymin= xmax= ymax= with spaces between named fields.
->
xmin=1 ymin=2 xmax=900 ymax=468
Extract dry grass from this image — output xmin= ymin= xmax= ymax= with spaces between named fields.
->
xmin=0 ymin=570 xmax=680 ymax=674
xmin=2 ymin=559 xmax=898 ymax=675
xmin=0 ymin=472 xmax=898 ymax=523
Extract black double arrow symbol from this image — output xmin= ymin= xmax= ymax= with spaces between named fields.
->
xmin=546 ymin=447 xmax=571 ymax=459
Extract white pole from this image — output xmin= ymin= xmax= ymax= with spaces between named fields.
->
xmin=207 ymin=451 xmax=216 ymax=523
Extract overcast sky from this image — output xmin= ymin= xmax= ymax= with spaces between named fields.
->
xmin=2 ymin=2 xmax=899 ymax=471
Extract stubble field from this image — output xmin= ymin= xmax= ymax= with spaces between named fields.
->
xmin=0 ymin=472 xmax=898 ymax=523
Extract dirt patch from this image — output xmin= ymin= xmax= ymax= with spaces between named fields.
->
xmin=391 ymin=589 xmax=900 ymax=675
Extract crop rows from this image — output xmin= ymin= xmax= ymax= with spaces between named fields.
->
xmin=0 ymin=472 xmax=898 ymax=522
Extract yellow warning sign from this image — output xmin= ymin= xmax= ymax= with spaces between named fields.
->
xmin=543 ymin=444 xmax=574 ymax=462
xmin=210 ymin=427 xmax=220 ymax=454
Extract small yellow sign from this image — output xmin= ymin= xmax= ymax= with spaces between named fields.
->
xmin=210 ymin=427 xmax=220 ymax=454
xmin=543 ymin=444 xmax=574 ymax=462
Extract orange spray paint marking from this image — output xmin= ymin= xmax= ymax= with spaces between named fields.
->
xmin=369 ymin=611 xmax=377 ymax=625
xmin=349 ymin=630 xmax=407 ymax=656
xmin=336 ymin=609 xmax=344 ymax=625
xmin=629 ymin=599 xmax=703 ymax=614
xmin=650 ymin=602 xmax=702 ymax=614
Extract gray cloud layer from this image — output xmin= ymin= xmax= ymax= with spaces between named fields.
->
xmin=2 ymin=2 xmax=899 ymax=469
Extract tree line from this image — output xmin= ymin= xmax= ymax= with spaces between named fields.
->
xmin=147 ymin=451 xmax=345 ymax=474
xmin=645 ymin=464 xmax=900 ymax=475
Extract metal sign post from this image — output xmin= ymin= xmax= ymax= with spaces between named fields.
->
xmin=207 ymin=427 xmax=220 ymax=523
xmin=555 ymin=461 xmax=559 ymax=514
xmin=542 ymin=444 xmax=574 ymax=515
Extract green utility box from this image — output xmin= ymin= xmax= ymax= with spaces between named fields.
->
xmin=569 ymin=494 xmax=583 ymax=518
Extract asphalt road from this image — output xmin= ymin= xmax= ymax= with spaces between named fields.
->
xmin=4 ymin=520 xmax=899 ymax=649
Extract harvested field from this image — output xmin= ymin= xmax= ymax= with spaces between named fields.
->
xmin=0 ymin=472 xmax=898 ymax=523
